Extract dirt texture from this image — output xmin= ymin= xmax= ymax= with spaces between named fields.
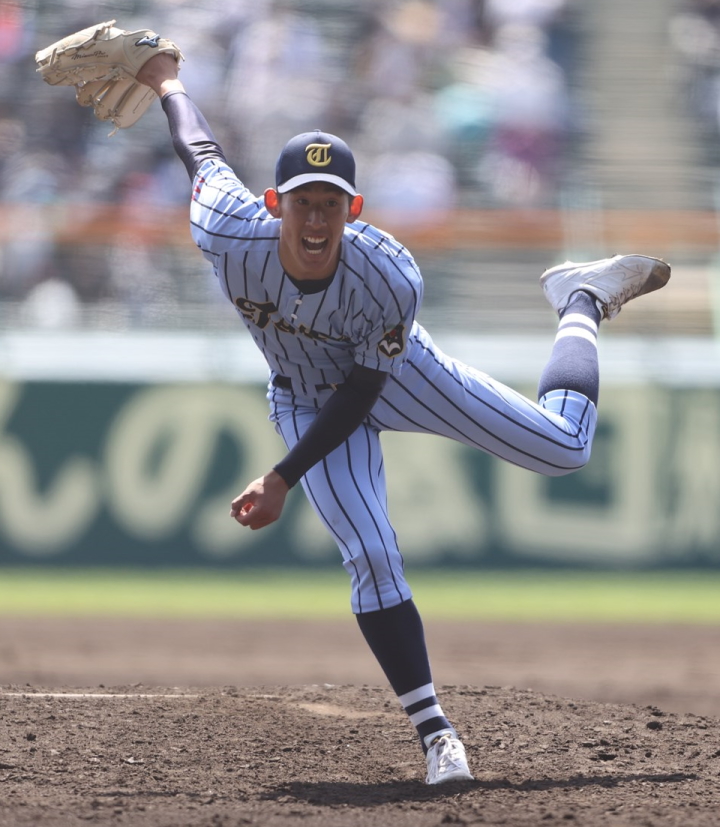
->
xmin=1 ymin=618 xmax=720 ymax=827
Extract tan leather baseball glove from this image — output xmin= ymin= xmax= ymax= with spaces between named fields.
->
xmin=35 ymin=20 xmax=183 ymax=134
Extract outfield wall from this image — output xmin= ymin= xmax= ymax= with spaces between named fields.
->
xmin=1 ymin=375 xmax=718 ymax=569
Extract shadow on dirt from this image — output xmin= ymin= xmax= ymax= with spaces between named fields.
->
xmin=264 ymin=772 xmax=697 ymax=807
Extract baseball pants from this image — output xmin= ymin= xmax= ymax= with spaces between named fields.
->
xmin=269 ymin=325 xmax=597 ymax=613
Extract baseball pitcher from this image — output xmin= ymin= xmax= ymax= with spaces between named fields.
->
xmin=36 ymin=22 xmax=670 ymax=785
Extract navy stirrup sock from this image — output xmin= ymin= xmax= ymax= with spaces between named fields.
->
xmin=356 ymin=599 xmax=453 ymax=751
xmin=537 ymin=290 xmax=601 ymax=406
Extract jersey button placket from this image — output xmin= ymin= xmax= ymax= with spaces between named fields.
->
xmin=290 ymin=296 xmax=302 ymax=322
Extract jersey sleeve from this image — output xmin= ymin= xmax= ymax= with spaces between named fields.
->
xmin=189 ymin=159 xmax=279 ymax=258
xmin=351 ymin=256 xmax=423 ymax=376
xmin=159 ymin=90 xmax=276 ymax=257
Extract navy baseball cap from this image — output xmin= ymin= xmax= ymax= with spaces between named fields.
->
xmin=275 ymin=129 xmax=357 ymax=196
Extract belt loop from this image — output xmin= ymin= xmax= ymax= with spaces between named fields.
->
xmin=272 ymin=374 xmax=293 ymax=390
xmin=272 ymin=375 xmax=339 ymax=393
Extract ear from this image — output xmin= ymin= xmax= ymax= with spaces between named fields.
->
xmin=264 ymin=188 xmax=281 ymax=217
xmin=347 ymin=194 xmax=364 ymax=223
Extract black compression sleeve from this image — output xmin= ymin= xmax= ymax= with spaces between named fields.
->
xmin=272 ymin=366 xmax=388 ymax=489
xmin=160 ymin=90 xmax=227 ymax=180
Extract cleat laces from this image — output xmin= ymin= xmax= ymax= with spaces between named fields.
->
xmin=425 ymin=734 xmax=474 ymax=784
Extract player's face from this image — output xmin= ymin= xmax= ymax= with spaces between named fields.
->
xmin=266 ymin=183 xmax=363 ymax=281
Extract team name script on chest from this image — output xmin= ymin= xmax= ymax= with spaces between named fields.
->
xmin=235 ymin=297 xmax=352 ymax=345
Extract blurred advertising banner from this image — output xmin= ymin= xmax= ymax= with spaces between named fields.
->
xmin=0 ymin=379 xmax=717 ymax=568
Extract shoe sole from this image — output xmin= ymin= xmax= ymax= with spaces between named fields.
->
xmin=633 ymin=256 xmax=671 ymax=299
xmin=426 ymin=770 xmax=475 ymax=785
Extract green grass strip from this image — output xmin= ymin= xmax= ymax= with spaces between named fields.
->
xmin=0 ymin=568 xmax=719 ymax=622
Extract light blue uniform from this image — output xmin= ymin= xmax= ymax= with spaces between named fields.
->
xmin=191 ymin=158 xmax=597 ymax=612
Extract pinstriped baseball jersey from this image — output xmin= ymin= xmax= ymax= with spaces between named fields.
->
xmin=187 ymin=154 xmax=599 ymax=613
xmin=190 ymin=158 xmax=421 ymax=391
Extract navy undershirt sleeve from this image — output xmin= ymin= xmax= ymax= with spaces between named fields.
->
xmin=273 ymin=365 xmax=388 ymax=489
xmin=160 ymin=90 xmax=227 ymax=179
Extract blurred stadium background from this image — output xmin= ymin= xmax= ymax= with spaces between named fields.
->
xmin=2 ymin=0 xmax=720 ymax=570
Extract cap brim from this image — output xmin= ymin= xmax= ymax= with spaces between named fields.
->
xmin=277 ymin=172 xmax=356 ymax=197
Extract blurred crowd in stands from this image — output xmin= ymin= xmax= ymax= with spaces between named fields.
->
xmin=0 ymin=0 xmax=583 ymax=328
xmin=670 ymin=0 xmax=720 ymax=165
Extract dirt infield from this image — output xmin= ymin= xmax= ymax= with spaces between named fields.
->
xmin=2 ymin=618 xmax=720 ymax=826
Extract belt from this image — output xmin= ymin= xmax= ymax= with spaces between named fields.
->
xmin=272 ymin=375 xmax=339 ymax=393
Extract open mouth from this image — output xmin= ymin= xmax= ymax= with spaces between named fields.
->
xmin=302 ymin=236 xmax=329 ymax=256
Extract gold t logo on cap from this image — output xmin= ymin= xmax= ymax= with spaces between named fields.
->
xmin=306 ymin=142 xmax=332 ymax=167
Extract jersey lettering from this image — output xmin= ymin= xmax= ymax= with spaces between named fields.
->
xmin=235 ymin=296 xmax=352 ymax=344
xmin=235 ymin=298 xmax=275 ymax=329
xmin=274 ymin=317 xmax=296 ymax=335
xmin=296 ymin=323 xmax=351 ymax=345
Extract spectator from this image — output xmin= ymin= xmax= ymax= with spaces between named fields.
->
xmin=670 ymin=0 xmax=720 ymax=161
xmin=1 ymin=0 xmax=580 ymax=327
xmin=475 ymin=22 xmax=571 ymax=205
xmin=19 ymin=275 xmax=81 ymax=329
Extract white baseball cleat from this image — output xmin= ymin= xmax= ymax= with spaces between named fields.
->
xmin=540 ymin=254 xmax=671 ymax=320
xmin=425 ymin=732 xmax=474 ymax=785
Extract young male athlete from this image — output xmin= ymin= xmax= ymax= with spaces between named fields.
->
xmin=134 ymin=53 xmax=670 ymax=784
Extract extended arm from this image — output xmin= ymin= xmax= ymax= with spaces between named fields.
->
xmin=136 ymin=53 xmax=225 ymax=179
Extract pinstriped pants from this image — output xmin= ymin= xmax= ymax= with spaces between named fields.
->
xmin=269 ymin=326 xmax=597 ymax=614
